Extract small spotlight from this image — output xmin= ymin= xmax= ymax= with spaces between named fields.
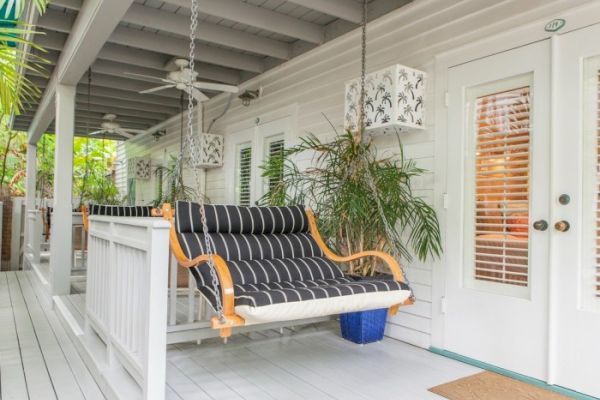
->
xmin=152 ymin=130 xmax=166 ymax=142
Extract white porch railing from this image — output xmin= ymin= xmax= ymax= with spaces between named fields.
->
xmin=85 ymin=216 xmax=170 ymax=400
xmin=25 ymin=209 xmax=42 ymax=265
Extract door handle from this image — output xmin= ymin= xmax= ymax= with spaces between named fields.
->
xmin=554 ymin=220 xmax=570 ymax=232
xmin=533 ymin=220 xmax=548 ymax=231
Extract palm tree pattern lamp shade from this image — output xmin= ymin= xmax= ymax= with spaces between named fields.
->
xmin=128 ymin=157 xmax=152 ymax=180
xmin=188 ymin=133 xmax=224 ymax=169
xmin=344 ymin=64 xmax=426 ymax=133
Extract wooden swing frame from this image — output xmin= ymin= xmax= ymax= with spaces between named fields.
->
xmin=160 ymin=203 xmax=413 ymax=339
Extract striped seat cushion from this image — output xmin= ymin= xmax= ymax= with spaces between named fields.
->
xmin=88 ymin=204 xmax=154 ymax=217
xmin=189 ymin=256 xmax=344 ymax=307
xmin=234 ymin=276 xmax=410 ymax=308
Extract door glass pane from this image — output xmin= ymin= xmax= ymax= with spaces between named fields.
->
xmin=582 ymin=56 xmax=600 ymax=309
xmin=464 ymin=74 xmax=532 ymax=295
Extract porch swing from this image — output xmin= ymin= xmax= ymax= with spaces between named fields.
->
xmin=162 ymin=0 xmax=414 ymax=339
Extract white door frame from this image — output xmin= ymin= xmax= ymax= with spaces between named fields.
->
xmin=431 ymin=2 xmax=600 ymax=351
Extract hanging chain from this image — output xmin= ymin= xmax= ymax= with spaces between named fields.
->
xmin=357 ymin=0 xmax=367 ymax=137
xmin=357 ymin=1 xmax=413 ymax=300
xmin=82 ymin=68 xmax=91 ymax=206
xmin=187 ymin=0 xmax=224 ymax=320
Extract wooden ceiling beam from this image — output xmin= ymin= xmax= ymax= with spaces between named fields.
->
xmin=161 ymin=0 xmax=325 ymax=44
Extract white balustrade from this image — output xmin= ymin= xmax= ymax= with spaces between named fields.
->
xmin=25 ymin=209 xmax=42 ymax=265
xmin=85 ymin=216 xmax=170 ymax=400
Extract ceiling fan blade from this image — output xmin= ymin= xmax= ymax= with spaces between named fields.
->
xmin=123 ymin=72 xmax=168 ymax=83
xmin=192 ymin=81 xmax=239 ymax=93
xmin=191 ymin=88 xmax=209 ymax=102
xmin=121 ymin=128 xmax=146 ymax=135
xmin=88 ymin=130 xmax=105 ymax=136
xmin=115 ymin=129 xmax=135 ymax=139
xmin=140 ymin=84 xmax=176 ymax=94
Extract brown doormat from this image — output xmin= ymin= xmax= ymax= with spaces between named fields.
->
xmin=429 ymin=371 xmax=571 ymax=400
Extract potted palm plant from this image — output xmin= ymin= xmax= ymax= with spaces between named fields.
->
xmin=259 ymin=129 xmax=442 ymax=343
xmin=151 ymin=155 xmax=198 ymax=207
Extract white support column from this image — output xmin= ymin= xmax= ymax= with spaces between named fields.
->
xmin=50 ymin=84 xmax=76 ymax=295
xmin=23 ymin=143 xmax=37 ymax=268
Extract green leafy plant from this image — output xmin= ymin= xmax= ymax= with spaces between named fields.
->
xmin=259 ymin=130 xmax=442 ymax=275
xmin=0 ymin=0 xmax=50 ymax=115
xmin=84 ymin=173 xmax=120 ymax=205
xmin=152 ymin=155 xmax=198 ymax=207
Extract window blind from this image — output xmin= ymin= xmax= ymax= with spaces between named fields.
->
xmin=474 ymin=86 xmax=531 ymax=287
xmin=267 ymin=138 xmax=285 ymax=193
xmin=237 ymin=146 xmax=252 ymax=206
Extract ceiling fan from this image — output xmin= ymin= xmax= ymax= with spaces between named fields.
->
xmin=89 ymin=114 xmax=145 ymax=139
xmin=125 ymin=58 xmax=239 ymax=102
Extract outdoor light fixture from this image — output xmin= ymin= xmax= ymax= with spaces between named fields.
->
xmin=238 ymin=89 xmax=260 ymax=106
xmin=152 ymin=130 xmax=166 ymax=142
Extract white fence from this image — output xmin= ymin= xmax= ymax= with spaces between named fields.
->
xmin=85 ymin=216 xmax=170 ymax=400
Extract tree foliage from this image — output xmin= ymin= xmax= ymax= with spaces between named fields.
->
xmin=0 ymin=0 xmax=50 ymax=116
xmin=0 ymin=121 xmax=119 ymax=205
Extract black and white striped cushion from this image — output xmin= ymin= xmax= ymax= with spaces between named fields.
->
xmin=177 ymin=231 xmax=323 ymax=263
xmin=175 ymin=201 xmax=408 ymax=311
xmin=88 ymin=204 xmax=153 ymax=217
xmin=234 ymin=276 xmax=410 ymax=308
xmin=189 ymin=256 xmax=347 ymax=308
xmin=175 ymin=201 xmax=310 ymax=234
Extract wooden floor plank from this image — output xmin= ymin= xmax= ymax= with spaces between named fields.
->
xmin=183 ymin=348 xmax=278 ymax=400
xmin=201 ymin=346 xmax=327 ymax=400
xmin=14 ymin=272 xmax=86 ymax=400
xmin=0 ymin=273 xmax=29 ymax=400
xmin=165 ymin=359 xmax=213 ymax=400
xmin=7 ymin=271 xmax=57 ymax=400
xmin=20 ymin=272 xmax=105 ymax=400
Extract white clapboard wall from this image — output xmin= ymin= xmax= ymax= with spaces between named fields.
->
xmin=117 ymin=0 xmax=593 ymax=348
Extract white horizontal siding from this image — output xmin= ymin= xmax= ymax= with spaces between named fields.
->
xmin=117 ymin=0 xmax=593 ymax=348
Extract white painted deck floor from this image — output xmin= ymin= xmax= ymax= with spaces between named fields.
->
xmin=0 ymin=270 xmax=105 ymax=400
xmin=3 ymin=269 xmax=481 ymax=399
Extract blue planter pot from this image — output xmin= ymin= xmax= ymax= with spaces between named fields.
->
xmin=340 ymin=308 xmax=387 ymax=344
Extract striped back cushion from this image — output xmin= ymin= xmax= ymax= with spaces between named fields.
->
xmin=175 ymin=201 xmax=341 ymax=286
xmin=88 ymin=204 xmax=154 ymax=217
xmin=175 ymin=201 xmax=310 ymax=234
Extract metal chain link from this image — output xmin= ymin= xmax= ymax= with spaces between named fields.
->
xmin=187 ymin=0 xmax=225 ymax=320
xmin=357 ymin=0 xmax=367 ymax=135
xmin=358 ymin=0 xmax=413 ymax=300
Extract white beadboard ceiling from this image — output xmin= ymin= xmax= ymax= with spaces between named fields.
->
xmin=13 ymin=0 xmax=412 ymax=139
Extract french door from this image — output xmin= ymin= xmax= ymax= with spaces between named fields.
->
xmin=553 ymin=24 xmax=600 ymax=397
xmin=445 ymin=40 xmax=551 ymax=380
xmin=225 ymin=116 xmax=290 ymax=205
xmin=445 ymin=27 xmax=600 ymax=397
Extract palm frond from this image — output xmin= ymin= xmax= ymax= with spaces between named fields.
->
xmin=259 ymin=128 xmax=442 ymax=275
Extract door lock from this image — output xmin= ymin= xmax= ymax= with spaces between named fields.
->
xmin=533 ymin=220 xmax=548 ymax=231
xmin=558 ymin=194 xmax=570 ymax=205
xmin=554 ymin=220 xmax=570 ymax=232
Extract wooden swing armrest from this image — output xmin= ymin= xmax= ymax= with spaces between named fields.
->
xmin=306 ymin=208 xmax=413 ymax=311
xmin=161 ymin=203 xmax=243 ymax=331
